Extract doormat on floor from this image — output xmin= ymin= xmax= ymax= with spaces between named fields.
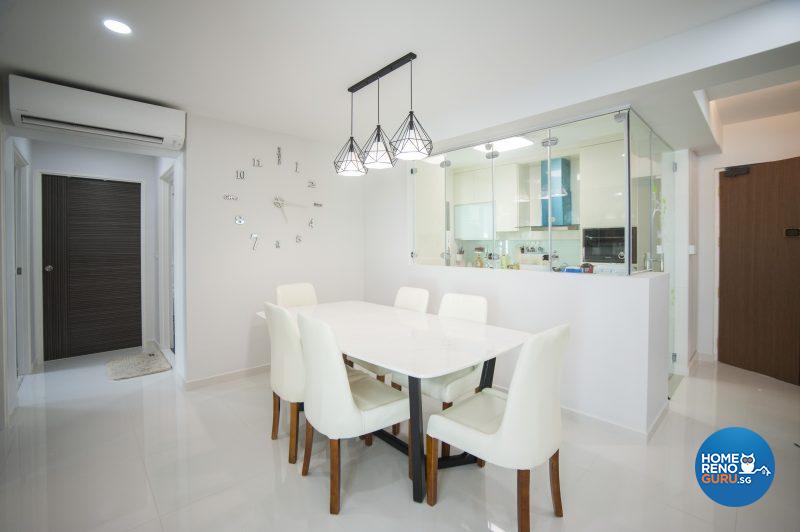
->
xmin=107 ymin=352 xmax=172 ymax=380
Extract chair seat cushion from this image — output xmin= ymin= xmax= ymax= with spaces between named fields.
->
xmin=392 ymin=365 xmax=483 ymax=403
xmin=426 ymin=388 xmax=507 ymax=462
xmin=348 ymin=377 xmax=410 ymax=436
xmin=349 ymin=358 xmax=390 ymax=377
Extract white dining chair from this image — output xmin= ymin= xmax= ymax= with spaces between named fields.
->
xmin=425 ymin=324 xmax=569 ymax=532
xmin=297 ymin=313 xmax=410 ymax=515
xmin=392 ymin=292 xmax=488 ymax=455
xmin=264 ymin=302 xmax=367 ymax=464
xmin=276 ymin=282 xmax=318 ymax=308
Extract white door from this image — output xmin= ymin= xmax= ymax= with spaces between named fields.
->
xmin=14 ymin=163 xmax=31 ymax=378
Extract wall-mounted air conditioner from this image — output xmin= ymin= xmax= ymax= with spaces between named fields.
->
xmin=9 ymin=74 xmax=186 ymax=150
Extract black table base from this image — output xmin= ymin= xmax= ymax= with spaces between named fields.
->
xmin=370 ymin=357 xmax=497 ymax=503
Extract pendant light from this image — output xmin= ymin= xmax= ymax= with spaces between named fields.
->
xmin=334 ymin=93 xmax=367 ymax=177
xmin=361 ymin=78 xmax=397 ymax=169
xmin=391 ymin=60 xmax=433 ymax=160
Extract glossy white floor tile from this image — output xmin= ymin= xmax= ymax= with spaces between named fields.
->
xmin=1 ymin=349 xmax=798 ymax=531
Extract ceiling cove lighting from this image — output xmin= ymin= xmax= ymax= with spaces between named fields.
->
xmin=335 ymin=52 xmax=432 ymax=173
xmin=103 ymin=19 xmax=132 ymax=34
xmin=361 ymin=78 xmax=396 ymax=169
xmin=472 ymin=137 xmax=533 ymax=153
xmin=391 ymin=60 xmax=433 ymax=160
xmin=334 ymin=93 xmax=367 ymax=177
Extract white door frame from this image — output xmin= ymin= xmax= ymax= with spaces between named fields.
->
xmin=13 ymin=146 xmax=33 ymax=381
xmin=32 ymin=170 xmax=149 ymax=365
xmin=157 ymin=165 xmax=175 ymax=364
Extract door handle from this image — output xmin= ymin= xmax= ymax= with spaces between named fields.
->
xmin=786 ymin=228 xmax=799 ymax=238
xmin=44 ymin=265 xmax=54 ymax=272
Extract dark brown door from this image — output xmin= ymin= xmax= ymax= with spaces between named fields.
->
xmin=718 ymin=156 xmax=800 ymax=384
xmin=43 ymin=175 xmax=142 ymax=360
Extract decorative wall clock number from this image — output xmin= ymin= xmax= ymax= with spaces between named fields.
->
xmin=250 ymin=233 xmax=260 ymax=250
xmin=295 ymin=235 xmax=303 ymax=243
xmin=274 ymin=240 xmax=281 ymax=249
xmin=276 ymin=147 xmax=282 ymax=165
xmin=235 ymin=170 xmax=246 ymax=180
xmin=222 ymin=193 xmax=239 ymax=201
xmin=307 ymin=180 xmax=317 ymax=188
xmin=313 ymin=202 xmax=323 ymax=208
xmin=308 ymin=218 xmax=314 ymax=229
xmin=235 ymin=216 xmax=245 ymax=225
xmin=252 ymin=158 xmax=262 ymax=168
xmin=294 ymin=162 xmax=300 ymax=173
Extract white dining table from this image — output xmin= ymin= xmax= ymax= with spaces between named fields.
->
xmin=257 ymin=300 xmax=530 ymax=502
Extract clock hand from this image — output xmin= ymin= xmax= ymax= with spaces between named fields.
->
xmin=280 ymin=206 xmax=288 ymax=222
xmin=282 ymin=200 xmax=308 ymax=208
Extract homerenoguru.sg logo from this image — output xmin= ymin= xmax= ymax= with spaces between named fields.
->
xmin=695 ymin=427 xmax=775 ymax=507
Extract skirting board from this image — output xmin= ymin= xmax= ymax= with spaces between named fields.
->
xmin=184 ymin=364 xmax=269 ymax=390
xmin=493 ymin=383 xmax=665 ymax=438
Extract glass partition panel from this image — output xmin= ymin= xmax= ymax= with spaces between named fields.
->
xmin=629 ymin=111 xmax=653 ymax=272
xmin=490 ymin=129 xmax=551 ymax=271
xmin=411 ymin=156 xmax=446 ymax=265
xmin=550 ymin=112 xmax=627 ymax=273
xmin=446 ymin=145 xmax=494 ymax=268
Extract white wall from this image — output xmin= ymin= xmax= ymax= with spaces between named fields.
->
xmin=696 ymin=111 xmax=800 ymax=356
xmin=183 ymin=115 xmax=365 ymax=384
xmin=364 ymin=165 xmax=669 ymax=434
xmin=2 ymin=135 xmax=32 ymax=427
xmin=29 ymin=140 xmax=160 ymax=365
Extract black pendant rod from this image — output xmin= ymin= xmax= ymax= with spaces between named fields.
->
xmin=348 ymin=52 xmax=417 ymax=94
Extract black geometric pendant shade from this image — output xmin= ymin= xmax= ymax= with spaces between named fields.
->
xmin=334 ymin=136 xmax=367 ymax=176
xmin=391 ymin=110 xmax=432 ymax=160
xmin=362 ymin=125 xmax=396 ymax=169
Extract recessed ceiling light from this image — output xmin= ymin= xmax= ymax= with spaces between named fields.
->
xmin=103 ymin=19 xmax=132 ymax=34
xmin=472 ymin=137 xmax=533 ymax=153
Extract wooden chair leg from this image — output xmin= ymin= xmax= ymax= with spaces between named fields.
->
xmin=391 ymin=382 xmax=402 ymax=434
xmin=426 ymin=435 xmax=439 ymax=506
xmin=343 ymin=354 xmax=354 ymax=367
xmin=288 ymin=402 xmax=299 ymax=463
xmin=330 ymin=439 xmax=341 ymax=515
xmin=377 ymin=375 xmax=385 ymax=383
xmin=271 ymin=393 xmax=280 ymax=440
xmin=441 ymin=402 xmax=453 ymax=457
xmin=301 ymin=422 xmax=314 ymax=476
xmin=517 ymin=469 xmax=530 ymax=532
xmin=477 ymin=458 xmax=486 ymax=468
xmin=364 ymin=433 xmax=373 ymax=446
xmin=549 ymin=450 xmax=563 ymax=517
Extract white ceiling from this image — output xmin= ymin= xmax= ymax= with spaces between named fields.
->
xmin=714 ymin=80 xmax=800 ymax=125
xmin=0 ymin=0 xmax=769 ymax=148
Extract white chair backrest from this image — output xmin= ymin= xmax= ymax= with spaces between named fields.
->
xmin=276 ymin=282 xmax=318 ymax=308
xmin=496 ymin=324 xmax=569 ymax=466
xmin=264 ymin=303 xmax=305 ymax=402
xmin=394 ymin=287 xmax=429 ymax=313
xmin=297 ymin=314 xmax=362 ymax=438
xmin=438 ymin=293 xmax=488 ymax=324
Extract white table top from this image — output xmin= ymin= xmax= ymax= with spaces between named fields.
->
xmin=257 ymin=301 xmax=530 ymax=379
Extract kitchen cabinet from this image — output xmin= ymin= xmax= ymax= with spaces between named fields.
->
xmin=579 ymin=140 xmax=626 ymax=228
xmin=452 ymin=168 xmax=492 ymax=205
xmin=493 ymin=163 xmax=522 ymax=232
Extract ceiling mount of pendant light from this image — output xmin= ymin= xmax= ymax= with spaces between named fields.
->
xmin=334 ymin=52 xmax=432 ymax=174
xmin=361 ymin=78 xmax=397 ymax=169
xmin=391 ymin=60 xmax=433 ymax=160
xmin=333 ymin=92 xmax=367 ymax=176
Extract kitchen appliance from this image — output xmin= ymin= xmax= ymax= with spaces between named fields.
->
xmin=583 ymin=227 xmax=637 ymax=264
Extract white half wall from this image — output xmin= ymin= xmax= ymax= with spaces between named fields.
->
xmin=183 ymin=115 xmax=365 ymax=384
xmin=28 ymin=140 xmax=160 ymax=366
xmin=696 ymin=111 xmax=800 ymax=356
xmin=364 ymin=167 xmax=669 ymax=434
